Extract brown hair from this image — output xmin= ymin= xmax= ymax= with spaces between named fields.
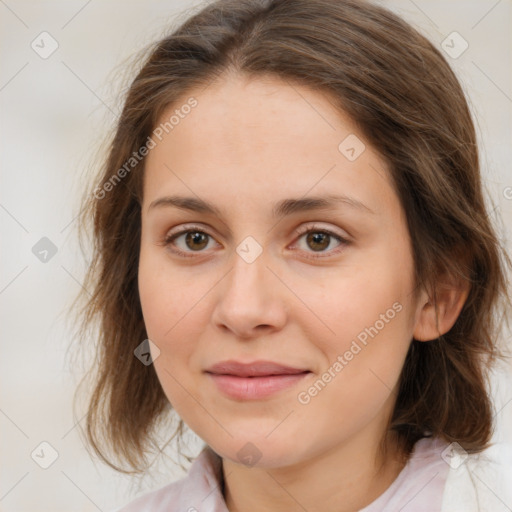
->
xmin=71 ymin=0 xmax=512 ymax=474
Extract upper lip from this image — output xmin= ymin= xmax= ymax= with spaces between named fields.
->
xmin=205 ymin=360 xmax=310 ymax=377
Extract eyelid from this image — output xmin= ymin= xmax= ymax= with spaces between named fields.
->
xmin=293 ymin=222 xmax=349 ymax=240
xmin=164 ymin=222 xmax=218 ymax=239
xmin=163 ymin=221 xmax=349 ymax=241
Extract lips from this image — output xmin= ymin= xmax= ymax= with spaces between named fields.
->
xmin=205 ymin=360 xmax=309 ymax=377
xmin=205 ymin=360 xmax=311 ymax=400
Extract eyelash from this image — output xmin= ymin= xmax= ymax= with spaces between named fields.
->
xmin=161 ymin=224 xmax=349 ymax=260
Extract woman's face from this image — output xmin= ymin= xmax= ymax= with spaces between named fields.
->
xmin=138 ymin=74 xmax=425 ymax=468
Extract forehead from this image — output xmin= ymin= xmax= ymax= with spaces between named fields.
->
xmin=155 ymin=74 xmax=357 ymax=158
xmin=142 ymin=74 xmax=396 ymax=220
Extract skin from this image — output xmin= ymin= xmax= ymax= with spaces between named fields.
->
xmin=138 ymin=73 xmax=469 ymax=512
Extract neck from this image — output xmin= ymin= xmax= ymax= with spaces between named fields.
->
xmin=221 ymin=430 xmax=407 ymax=512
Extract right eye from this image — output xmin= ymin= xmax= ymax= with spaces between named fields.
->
xmin=162 ymin=226 xmax=219 ymax=257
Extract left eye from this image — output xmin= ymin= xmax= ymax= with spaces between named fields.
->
xmin=295 ymin=229 xmax=345 ymax=254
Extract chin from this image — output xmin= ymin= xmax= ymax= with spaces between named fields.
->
xmin=208 ymin=435 xmax=302 ymax=469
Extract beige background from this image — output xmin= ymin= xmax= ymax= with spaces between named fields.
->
xmin=0 ymin=1 xmax=511 ymax=511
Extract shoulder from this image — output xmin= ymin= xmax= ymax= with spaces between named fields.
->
xmin=109 ymin=445 xmax=225 ymax=512
xmin=109 ymin=478 xmax=187 ymax=512
xmin=361 ymin=436 xmax=512 ymax=512
xmin=441 ymin=440 xmax=512 ymax=512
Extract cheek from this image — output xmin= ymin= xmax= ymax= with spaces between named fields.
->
xmin=300 ymin=262 xmax=412 ymax=353
xmin=137 ymin=262 xmax=199 ymax=416
xmin=299 ymin=297 xmax=411 ymax=407
xmin=138 ymin=249 xmax=212 ymax=395
xmin=294 ymin=296 xmax=412 ymax=448
xmin=295 ymin=248 xmax=414 ymax=404
xmin=138 ymin=247 xmax=200 ymax=340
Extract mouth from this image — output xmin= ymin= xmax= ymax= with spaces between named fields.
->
xmin=205 ymin=360 xmax=312 ymax=400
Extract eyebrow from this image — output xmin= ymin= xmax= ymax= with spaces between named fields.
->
xmin=148 ymin=193 xmax=375 ymax=217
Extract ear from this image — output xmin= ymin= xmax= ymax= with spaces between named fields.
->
xmin=413 ymin=272 xmax=471 ymax=342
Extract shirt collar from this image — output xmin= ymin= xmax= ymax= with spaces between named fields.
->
xmin=179 ymin=444 xmax=229 ymax=512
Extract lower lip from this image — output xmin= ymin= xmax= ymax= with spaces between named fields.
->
xmin=206 ymin=372 xmax=311 ymax=400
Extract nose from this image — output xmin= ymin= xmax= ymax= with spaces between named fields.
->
xmin=211 ymin=247 xmax=287 ymax=339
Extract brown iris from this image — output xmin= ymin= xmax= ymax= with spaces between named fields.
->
xmin=306 ymin=232 xmax=330 ymax=251
xmin=185 ymin=232 xmax=209 ymax=251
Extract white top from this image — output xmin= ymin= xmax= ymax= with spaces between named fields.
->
xmin=112 ymin=436 xmax=512 ymax=512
